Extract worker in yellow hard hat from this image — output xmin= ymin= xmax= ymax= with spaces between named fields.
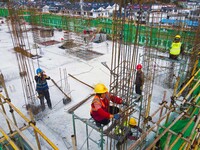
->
xmin=90 ymin=83 xmax=128 ymax=127
xmin=169 ymin=35 xmax=184 ymax=60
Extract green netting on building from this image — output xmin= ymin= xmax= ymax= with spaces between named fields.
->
xmin=159 ymin=58 xmax=200 ymax=150
xmin=0 ymin=8 xmax=196 ymax=52
xmin=159 ymin=119 xmax=196 ymax=150
xmin=0 ymin=8 xmax=8 ymax=17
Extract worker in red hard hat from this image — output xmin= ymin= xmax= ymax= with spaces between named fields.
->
xmin=169 ymin=35 xmax=184 ymax=60
xmin=90 ymin=83 xmax=128 ymax=127
xmin=135 ymin=64 xmax=144 ymax=100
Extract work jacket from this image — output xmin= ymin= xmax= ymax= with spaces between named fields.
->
xmin=35 ymin=74 xmax=50 ymax=92
xmin=170 ymin=42 xmax=182 ymax=55
xmin=135 ymin=70 xmax=144 ymax=86
xmin=90 ymin=93 xmax=122 ymax=121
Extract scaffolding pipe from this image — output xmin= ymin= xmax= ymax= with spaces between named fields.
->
xmin=185 ymin=114 xmax=200 ymax=149
xmin=184 ymin=79 xmax=200 ymax=100
xmin=0 ymin=126 xmax=20 ymax=150
xmin=146 ymin=112 xmax=185 ymax=150
xmin=164 ymin=133 xmax=172 ymax=150
xmin=157 ymin=123 xmax=191 ymax=143
xmin=0 ymin=94 xmax=59 ymax=150
xmin=153 ymin=92 xmax=167 ymax=150
xmin=0 ymin=108 xmax=37 ymax=150
xmin=176 ymin=68 xmax=200 ymax=97
xmin=128 ymin=108 xmax=174 ymax=150
xmin=168 ymin=115 xmax=196 ymax=150
xmin=0 ymin=97 xmax=12 ymax=133
xmin=0 ymin=125 xmax=30 ymax=143
xmin=71 ymin=135 xmax=77 ymax=150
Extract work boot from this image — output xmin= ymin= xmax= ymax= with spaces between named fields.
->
xmin=48 ymin=105 xmax=52 ymax=110
xmin=41 ymin=106 xmax=45 ymax=111
xmin=96 ymin=122 xmax=102 ymax=127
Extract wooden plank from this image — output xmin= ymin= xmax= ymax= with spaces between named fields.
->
xmin=68 ymin=94 xmax=95 ymax=113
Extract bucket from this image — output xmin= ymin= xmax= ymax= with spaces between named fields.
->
xmin=109 ymin=106 xmax=120 ymax=114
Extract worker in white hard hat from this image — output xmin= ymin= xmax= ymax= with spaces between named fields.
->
xmin=90 ymin=83 xmax=128 ymax=127
xmin=169 ymin=35 xmax=184 ymax=60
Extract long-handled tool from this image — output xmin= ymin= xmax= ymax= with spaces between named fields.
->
xmin=68 ymin=74 xmax=94 ymax=89
xmin=51 ymin=79 xmax=71 ymax=105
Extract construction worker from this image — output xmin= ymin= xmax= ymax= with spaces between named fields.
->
xmin=114 ymin=117 xmax=142 ymax=142
xmin=135 ymin=64 xmax=144 ymax=98
xmin=169 ymin=35 xmax=184 ymax=60
xmin=90 ymin=83 xmax=128 ymax=127
xmin=35 ymin=68 xmax=52 ymax=111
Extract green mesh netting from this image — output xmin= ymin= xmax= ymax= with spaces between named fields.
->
xmin=159 ymin=119 xmax=196 ymax=150
xmin=160 ymin=59 xmax=200 ymax=150
xmin=0 ymin=8 xmax=196 ymax=52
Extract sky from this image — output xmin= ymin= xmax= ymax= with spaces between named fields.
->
xmin=0 ymin=17 xmax=174 ymax=150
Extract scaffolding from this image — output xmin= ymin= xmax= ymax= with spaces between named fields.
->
xmin=0 ymin=0 xmax=199 ymax=149
xmin=67 ymin=0 xmax=199 ymax=149
xmin=0 ymin=71 xmax=58 ymax=149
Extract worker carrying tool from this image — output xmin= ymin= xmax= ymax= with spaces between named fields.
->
xmin=135 ymin=64 xmax=144 ymax=100
xmin=169 ymin=35 xmax=184 ymax=60
xmin=35 ymin=68 xmax=52 ymax=111
xmin=90 ymin=83 xmax=128 ymax=127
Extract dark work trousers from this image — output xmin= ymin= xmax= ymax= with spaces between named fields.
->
xmin=169 ymin=54 xmax=179 ymax=60
xmin=135 ymin=84 xmax=142 ymax=95
xmin=38 ymin=90 xmax=52 ymax=110
xmin=92 ymin=106 xmax=120 ymax=127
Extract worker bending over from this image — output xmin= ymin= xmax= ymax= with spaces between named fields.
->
xmin=90 ymin=83 xmax=128 ymax=127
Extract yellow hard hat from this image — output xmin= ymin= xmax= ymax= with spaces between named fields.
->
xmin=94 ymin=83 xmax=108 ymax=94
xmin=175 ymin=35 xmax=181 ymax=39
xmin=129 ymin=117 xmax=137 ymax=126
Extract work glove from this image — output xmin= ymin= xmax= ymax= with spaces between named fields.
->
xmin=140 ymin=86 xmax=143 ymax=91
xmin=114 ymin=114 xmax=120 ymax=120
xmin=122 ymin=101 xmax=129 ymax=106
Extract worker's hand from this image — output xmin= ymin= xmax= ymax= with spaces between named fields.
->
xmin=110 ymin=114 xmax=114 ymax=119
xmin=43 ymin=74 xmax=50 ymax=79
xmin=140 ymin=86 xmax=143 ymax=91
xmin=38 ymin=73 xmax=41 ymax=77
xmin=122 ymin=101 xmax=129 ymax=106
xmin=114 ymin=114 xmax=120 ymax=120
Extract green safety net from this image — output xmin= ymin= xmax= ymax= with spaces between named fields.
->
xmin=159 ymin=59 xmax=200 ymax=150
xmin=0 ymin=8 xmax=196 ymax=53
xmin=159 ymin=119 xmax=196 ymax=150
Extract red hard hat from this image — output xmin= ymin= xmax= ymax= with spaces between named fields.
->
xmin=136 ymin=64 xmax=142 ymax=70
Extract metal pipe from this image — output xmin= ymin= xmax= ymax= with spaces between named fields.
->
xmin=0 ymin=94 xmax=59 ymax=150
xmin=0 ymin=126 xmax=20 ymax=150
xmin=185 ymin=114 xmax=200 ymax=149
xmin=169 ymin=115 xmax=196 ymax=150
xmin=185 ymin=79 xmax=200 ymax=100
xmin=146 ymin=112 xmax=185 ymax=150
xmin=128 ymin=108 xmax=174 ymax=150
xmin=164 ymin=133 xmax=172 ymax=150
xmin=0 ymin=125 xmax=30 ymax=143
xmin=0 ymin=97 xmax=12 ymax=133
xmin=71 ymin=135 xmax=77 ymax=150
xmin=176 ymin=68 xmax=200 ymax=97
xmin=0 ymin=108 xmax=37 ymax=150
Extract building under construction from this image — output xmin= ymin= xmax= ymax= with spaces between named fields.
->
xmin=0 ymin=0 xmax=199 ymax=150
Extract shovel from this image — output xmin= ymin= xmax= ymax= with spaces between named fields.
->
xmin=51 ymin=78 xmax=71 ymax=105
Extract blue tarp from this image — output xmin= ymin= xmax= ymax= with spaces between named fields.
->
xmin=161 ymin=19 xmax=198 ymax=27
